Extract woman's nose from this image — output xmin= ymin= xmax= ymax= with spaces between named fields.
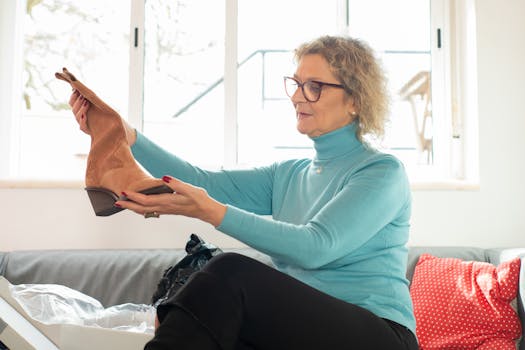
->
xmin=291 ymin=86 xmax=307 ymax=103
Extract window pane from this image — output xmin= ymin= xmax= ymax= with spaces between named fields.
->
xmin=382 ymin=53 xmax=432 ymax=166
xmin=17 ymin=0 xmax=130 ymax=180
xmin=237 ymin=0 xmax=341 ymax=166
xmin=143 ymin=0 xmax=225 ymax=168
xmin=348 ymin=0 xmax=433 ymax=166
xmin=348 ymin=0 xmax=430 ymax=51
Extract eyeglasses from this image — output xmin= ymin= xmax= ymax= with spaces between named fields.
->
xmin=283 ymin=76 xmax=347 ymax=102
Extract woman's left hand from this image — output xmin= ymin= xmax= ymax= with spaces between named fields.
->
xmin=115 ymin=176 xmax=227 ymax=227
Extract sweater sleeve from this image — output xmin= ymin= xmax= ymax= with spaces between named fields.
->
xmin=131 ymin=131 xmax=274 ymax=215
xmin=217 ymin=157 xmax=411 ymax=269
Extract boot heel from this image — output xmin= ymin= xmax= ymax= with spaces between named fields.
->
xmin=86 ymin=185 xmax=174 ymax=217
xmin=85 ymin=187 xmax=124 ymax=217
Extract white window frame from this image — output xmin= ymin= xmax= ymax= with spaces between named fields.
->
xmin=0 ymin=1 xmax=24 ymax=180
xmin=0 ymin=0 xmax=479 ymax=189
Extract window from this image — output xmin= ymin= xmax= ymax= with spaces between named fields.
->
xmin=236 ymin=0 xmax=343 ymax=166
xmin=0 ymin=0 xmax=131 ymax=180
xmin=142 ymin=0 xmax=225 ymax=167
xmin=346 ymin=0 xmax=442 ymax=180
xmin=0 ymin=0 xmax=477 ymax=185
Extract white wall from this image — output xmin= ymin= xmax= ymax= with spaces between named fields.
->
xmin=410 ymin=0 xmax=525 ymax=247
xmin=0 ymin=185 xmax=243 ymax=250
xmin=1 ymin=0 xmax=525 ymax=251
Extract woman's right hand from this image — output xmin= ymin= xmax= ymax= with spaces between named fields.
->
xmin=68 ymin=89 xmax=137 ymax=146
xmin=69 ymin=89 xmax=91 ymax=135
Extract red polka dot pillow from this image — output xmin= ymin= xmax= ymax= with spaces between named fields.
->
xmin=410 ymin=254 xmax=522 ymax=350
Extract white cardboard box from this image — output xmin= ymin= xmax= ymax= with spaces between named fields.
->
xmin=0 ymin=277 xmax=153 ymax=350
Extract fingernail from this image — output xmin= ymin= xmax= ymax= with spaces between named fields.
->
xmin=83 ymin=100 xmax=88 ymax=106
xmin=114 ymin=203 xmax=122 ymax=208
xmin=162 ymin=176 xmax=171 ymax=183
xmin=121 ymin=191 xmax=128 ymax=197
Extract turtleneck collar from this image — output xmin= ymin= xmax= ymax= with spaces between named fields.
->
xmin=311 ymin=122 xmax=362 ymax=161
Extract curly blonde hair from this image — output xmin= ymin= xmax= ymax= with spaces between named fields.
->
xmin=294 ymin=35 xmax=389 ymax=141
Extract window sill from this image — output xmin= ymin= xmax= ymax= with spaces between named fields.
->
xmin=410 ymin=179 xmax=480 ymax=191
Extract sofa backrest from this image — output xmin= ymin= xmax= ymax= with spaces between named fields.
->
xmin=406 ymin=246 xmax=521 ymax=280
xmin=0 ymin=248 xmax=270 ymax=307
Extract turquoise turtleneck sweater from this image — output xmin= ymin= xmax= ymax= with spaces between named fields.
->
xmin=131 ymin=122 xmax=416 ymax=334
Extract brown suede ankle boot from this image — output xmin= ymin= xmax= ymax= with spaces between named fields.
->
xmin=56 ymin=67 xmax=172 ymax=216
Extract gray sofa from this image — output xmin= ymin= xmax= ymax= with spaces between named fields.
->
xmin=1 ymin=246 xmax=525 ymax=348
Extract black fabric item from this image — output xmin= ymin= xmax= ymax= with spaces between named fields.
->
xmin=147 ymin=252 xmax=419 ymax=350
xmin=151 ymin=234 xmax=222 ymax=312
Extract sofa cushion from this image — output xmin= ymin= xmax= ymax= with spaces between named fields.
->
xmin=410 ymin=254 xmax=522 ymax=350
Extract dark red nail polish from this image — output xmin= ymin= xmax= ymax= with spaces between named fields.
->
xmin=114 ymin=203 xmax=122 ymax=208
xmin=162 ymin=176 xmax=171 ymax=183
xmin=121 ymin=191 xmax=128 ymax=197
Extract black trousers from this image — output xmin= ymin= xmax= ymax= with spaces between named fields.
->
xmin=144 ymin=252 xmax=419 ymax=350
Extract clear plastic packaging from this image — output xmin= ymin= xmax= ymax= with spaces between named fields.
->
xmin=9 ymin=283 xmax=155 ymax=334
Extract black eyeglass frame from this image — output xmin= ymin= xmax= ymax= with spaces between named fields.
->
xmin=283 ymin=76 xmax=349 ymax=102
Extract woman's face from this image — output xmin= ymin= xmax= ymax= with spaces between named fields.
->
xmin=291 ymin=54 xmax=355 ymax=138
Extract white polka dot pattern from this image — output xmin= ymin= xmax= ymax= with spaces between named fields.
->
xmin=410 ymin=254 xmax=522 ymax=350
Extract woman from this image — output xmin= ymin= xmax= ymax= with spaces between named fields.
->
xmin=69 ymin=35 xmax=418 ymax=349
